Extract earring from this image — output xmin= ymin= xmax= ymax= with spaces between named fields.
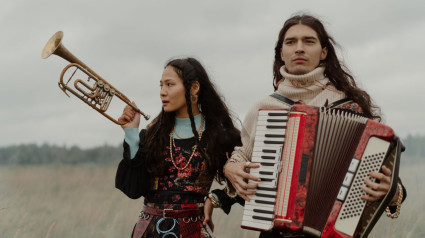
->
xmin=190 ymin=95 xmax=198 ymax=104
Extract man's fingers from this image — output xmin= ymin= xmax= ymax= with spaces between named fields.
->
xmin=238 ymin=169 xmax=261 ymax=182
xmin=362 ymin=185 xmax=386 ymax=201
xmin=363 ymin=178 xmax=379 ymax=191
xmin=246 ymin=162 xmax=260 ymax=168
xmin=238 ymin=192 xmax=250 ymax=202
xmin=381 ymin=165 xmax=392 ymax=177
xmin=235 ymin=184 xmax=251 ymax=201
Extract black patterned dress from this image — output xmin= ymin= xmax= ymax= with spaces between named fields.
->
xmin=116 ymin=130 xmax=216 ymax=238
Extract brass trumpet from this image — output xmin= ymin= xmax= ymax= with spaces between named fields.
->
xmin=42 ymin=31 xmax=150 ymax=125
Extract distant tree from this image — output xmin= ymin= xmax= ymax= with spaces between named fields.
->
xmin=0 ymin=143 xmax=122 ymax=165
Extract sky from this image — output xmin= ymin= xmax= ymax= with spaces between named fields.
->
xmin=1 ymin=0 xmax=424 ymax=148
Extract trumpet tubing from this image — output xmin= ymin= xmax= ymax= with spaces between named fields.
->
xmin=42 ymin=31 xmax=150 ymax=124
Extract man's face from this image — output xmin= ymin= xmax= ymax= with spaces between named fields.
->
xmin=281 ymin=24 xmax=328 ymax=75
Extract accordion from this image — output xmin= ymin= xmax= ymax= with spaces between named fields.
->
xmin=241 ymin=104 xmax=401 ymax=238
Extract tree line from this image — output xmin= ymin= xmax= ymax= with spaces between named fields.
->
xmin=0 ymin=143 xmax=123 ymax=165
xmin=0 ymin=135 xmax=423 ymax=165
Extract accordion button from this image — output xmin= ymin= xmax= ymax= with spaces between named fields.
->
xmin=343 ymin=172 xmax=354 ymax=187
xmin=337 ymin=186 xmax=348 ymax=201
xmin=348 ymin=158 xmax=360 ymax=172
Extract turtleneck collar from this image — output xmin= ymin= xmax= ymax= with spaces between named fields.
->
xmin=174 ymin=113 xmax=203 ymax=139
xmin=279 ymin=66 xmax=326 ymax=88
xmin=276 ymin=66 xmax=343 ymax=105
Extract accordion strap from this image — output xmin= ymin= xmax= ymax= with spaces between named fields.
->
xmin=270 ymin=93 xmax=351 ymax=109
xmin=269 ymin=93 xmax=300 ymax=105
xmin=326 ymin=98 xmax=352 ymax=108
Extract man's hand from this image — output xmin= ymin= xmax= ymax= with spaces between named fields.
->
xmin=361 ymin=165 xmax=394 ymax=202
xmin=224 ymin=161 xmax=261 ymax=201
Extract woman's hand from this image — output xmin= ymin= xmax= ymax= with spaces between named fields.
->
xmin=118 ymin=101 xmax=140 ymax=129
xmin=224 ymin=161 xmax=261 ymax=201
xmin=203 ymin=198 xmax=214 ymax=232
xmin=361 ymin=165 xmax=395 ymax=202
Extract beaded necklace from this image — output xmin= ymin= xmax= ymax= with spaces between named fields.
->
xmin=169 ymin=115 xmax=205 ymax=171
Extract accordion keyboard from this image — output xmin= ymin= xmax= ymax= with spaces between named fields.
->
xmin=241 ymin=109 xmax=288 ymax=231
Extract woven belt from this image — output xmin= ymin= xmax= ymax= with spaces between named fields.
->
xmin=142 ymin=206 xmax=203 ymax=219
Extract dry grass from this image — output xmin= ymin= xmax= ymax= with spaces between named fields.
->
xmin=0 ymin=161 xmax=421 ymax=238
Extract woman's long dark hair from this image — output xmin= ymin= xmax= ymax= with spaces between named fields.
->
xmin=273 ymin=14 xmax=381 ymax=120
xmin=144 ymin=57 xmax=241 ymax=183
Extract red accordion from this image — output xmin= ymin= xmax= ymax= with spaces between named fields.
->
xmin=241 ymin=105 xmax=401 ymax=238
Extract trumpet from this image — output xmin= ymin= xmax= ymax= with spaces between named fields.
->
xmin=42 ymin=31 xmax=150 ymax=125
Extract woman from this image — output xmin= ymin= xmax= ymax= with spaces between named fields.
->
xmin=115 ymin=57 xmax=241 ymax=238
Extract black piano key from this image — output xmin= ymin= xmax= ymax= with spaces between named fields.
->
xmin=267 ymin=119 xmax=286 ymax=123
xmin=259 ymin=171 xmax=273 ymax=175
xmin=253 ymin=209 xmax=274 ymax=215
xmin=266 ymin=125 xmax=286 ymax=129
xmin=267 ymin=112 xmax=288 ymax=116
xmin=257 ymin=186 xmax=277 ymax=191
xmin=260 ymin=178 xmax=274 ymax=182
xmin=264 ymin=140 xmax=283 ymax=144
xmin=265 ymin=134 xmax=285 ymax=138
xmin=261 ymin=156 xmax=275 ymax=160
xmin=262 ymin=149 xmax=277 ymax=153
xmin=252 ymin=215 xmax=274 ymax=222
xmin=256 ymin=193 xmax=276 ymax=198
xmin=255 ymin=200 xmax=275 ymax=205
xmin=260 ymin=162 xmax=274 ymax=166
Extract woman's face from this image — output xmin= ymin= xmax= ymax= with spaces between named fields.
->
xmin=160 ymin=66 xmax=189 ymax=117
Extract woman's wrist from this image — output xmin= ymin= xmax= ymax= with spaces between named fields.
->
xmin=207 ymin=192 xmax=221 ymax=208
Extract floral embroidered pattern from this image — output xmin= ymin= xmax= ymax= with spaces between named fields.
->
xmin=148 ymin=136 xmax=213 ymax=205
xmin=335 ymin=101 xmax=364 ymax=114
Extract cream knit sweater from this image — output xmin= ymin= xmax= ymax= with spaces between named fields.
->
xmin=226 ymin=66 xmax=346 ymax=196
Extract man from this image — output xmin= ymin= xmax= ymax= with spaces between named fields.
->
xmin=220 ymin=14 xmax=406 ymax=237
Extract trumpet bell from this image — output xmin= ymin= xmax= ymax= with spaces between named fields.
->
xmin=42 ymin=31 xmax=64 ymax=59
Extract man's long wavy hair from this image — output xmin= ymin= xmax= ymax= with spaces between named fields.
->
xmin=144 ymin=57 xmax=241 ymax=183
xmin=272 ymin=14 xmax=381 ymax=120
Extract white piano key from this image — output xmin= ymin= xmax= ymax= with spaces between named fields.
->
xmin=251 ymin=155 xmax=280 ymax=163
xmin=255 ymin=136 xmax=285 ymax=143
xmin=252 ymin=146 xmax=282 ymax=152
xmin=249 ymin=167 xmax=278 ymax=175
xmin=241 ymin=220 xmax=273 ymax=231
xmin=247 ymin=194 xmax=276 ymax=202
xmin=250 ymin=171 xmax=277 ymax=179
xmin=249 ymin=166 xmax=276 ymax=173
xmin=256 ymin=130 xmax=286 ymax=136
xmin=252 ymin=150 xmax=281 ymax=156
xmin=256 ymin=125 xmax=286 ymax=132
xmin=244 ymin=203 xmax=274 ymax=212
xmin=256 ymin=121 xmax=287 ymax=126
xmin=243 ymin=209 xmax=274 ymax=219
xmin=247 ymin=189 xmax=277 ymax=197
xmin=257 ymin=114 xmax=288 ymax=120
xmin=245 ymin=199 xmax=275 ymax=209
xmin=248 ymin=180 xmax=277 ymax=188
xmin=254 ymin=141 xmax=285 ymax=148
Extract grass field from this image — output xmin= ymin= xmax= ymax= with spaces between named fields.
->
xmin=0 ymin=160 xmax=422 ymax=238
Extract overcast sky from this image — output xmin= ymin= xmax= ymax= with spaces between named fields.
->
xmin=1 ymin=0 xmax=424 ymax=148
